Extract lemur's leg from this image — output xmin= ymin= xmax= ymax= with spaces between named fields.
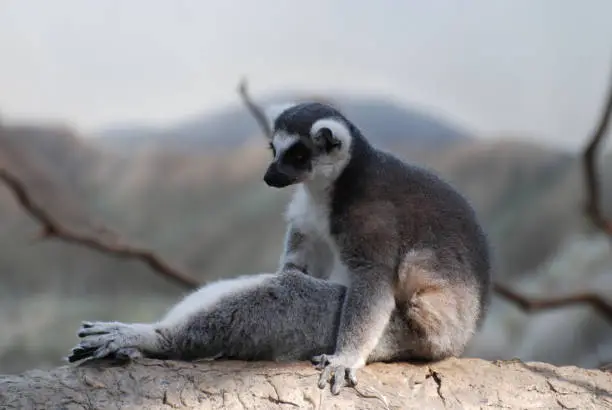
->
xmin=364 ymin=275 xmax=481 ymax=366
xmin=68 ymin=273 xmax=278 ymax=363
xmin=312 ymin=262 xmax=396 ymax=394
xmin=388 ymin=250 xmax=483 ymax=362
xmin=279 ymin=223 xmax=333 ymax=280
xmin=395 ymin=274 xmax=482 ymax=361
xmin=67 ymin=271 xmax=346 ymax=364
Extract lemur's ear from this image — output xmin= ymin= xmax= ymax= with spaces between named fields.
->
xmin=313 ymin=127 xmax=342 ymax=152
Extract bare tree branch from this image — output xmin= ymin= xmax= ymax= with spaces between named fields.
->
xmin=0 ymin=168 xmax=200 ymax=290
xmin=237 ymin=77 xmax=273 ymax=138
xmin=493 ymin=283 xmax=612 ymax=325
xmin=583 ymin=66 xmax=612 ymax=235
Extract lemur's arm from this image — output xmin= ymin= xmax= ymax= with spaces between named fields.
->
xmin=313 ymin=263 xmax=396 ymax=393
xmin=312 ymin=221 xmax=398 ymax=394
xmin=333 ymin=264 xmax=396 ymax=358
xmin=279 ymin=223 xmax=334 ymax=280
xmin=279 ymin=224 xmax=309 ymax=272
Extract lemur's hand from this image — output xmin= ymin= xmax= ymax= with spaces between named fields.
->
xmin=67 ymin=321 xmax=149 ymax=363
xmin=311 ymin=353 xmax=363 ymax=395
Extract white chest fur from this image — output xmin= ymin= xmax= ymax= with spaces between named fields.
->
xmin=285 ymin=185 xmax=351 ymax=286
xmin=286 ymin=185 xmax=330 ymax=238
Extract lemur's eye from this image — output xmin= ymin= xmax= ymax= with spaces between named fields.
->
xmin=286 ymin=143 xmax=310 ymax=165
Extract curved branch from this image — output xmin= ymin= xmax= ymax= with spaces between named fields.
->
xmin=582 ymin=66 xmax=612 ymax=234
xmin=237 ymin=77 xmax=273 ymax=138
xmin=0 ymin=168 xmax=200 ymax=290
xmin=493 ymin=282 xmax=612 ymax=325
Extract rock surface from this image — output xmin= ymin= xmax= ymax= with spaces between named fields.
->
xmin=0 ymin=357 xmax=611 ymax=409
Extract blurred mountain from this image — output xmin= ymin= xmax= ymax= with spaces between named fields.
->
xmin=94 ymin=92 xmax=471 ymax=152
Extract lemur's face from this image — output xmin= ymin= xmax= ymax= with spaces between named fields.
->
xmin=263 ymin=103 xmax=352 ymax=189
xmin=264 ymin=128 xmax=339 ymax=188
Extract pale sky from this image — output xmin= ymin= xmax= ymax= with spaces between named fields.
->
xmin=1 ymin=0 xmax=611 ymax=148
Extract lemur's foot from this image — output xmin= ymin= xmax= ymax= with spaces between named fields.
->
xmin=311 ymin=353 xmax=362 ymax=395
xmin=67 ymin=321 xmax=153 ymax=363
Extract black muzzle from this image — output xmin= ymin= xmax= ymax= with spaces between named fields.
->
xmin=263 ymin=163 xmax=296 ymax=188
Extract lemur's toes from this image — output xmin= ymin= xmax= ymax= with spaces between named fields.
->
xmin=77 ymin=322 xmax=113 ymax=338
xmin=330 ymin=368 xmax=348 ymax=395
xmin=318 ymin=365 xmax=333 ymax=389
xmin=347 ymin=368 xmax=358 ymax=386
xmin=67 ymin=346 xmax=97 ymax=363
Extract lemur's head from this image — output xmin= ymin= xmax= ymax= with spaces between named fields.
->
xmin=263 ymin=102 xmax=354 ymax=189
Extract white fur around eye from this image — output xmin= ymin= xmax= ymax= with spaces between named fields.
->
xmin=272 ymin=132 xmax=300 ymax=157
xmin=310 ymin=118 xmax=353 ymax=149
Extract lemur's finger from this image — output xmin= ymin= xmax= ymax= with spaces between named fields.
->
xmin=71 ymin=345 xmax=97 ymax=356
xmin=93 ymin=346 xmax=115 ymax=360
xmin=318 ymin=365 xmax=333 ymax=389
xmin=77 ymin=324 xmax=115 ymax=338
xmin=347 ymin=368 xmax=358 ymax=386
xmin=330 ymin=366 xmax=347 ymax=395
xmin=67 ymin=346 xmax=96 ymax=362
xmin=76 ymin=335 xmax=114 ymax=350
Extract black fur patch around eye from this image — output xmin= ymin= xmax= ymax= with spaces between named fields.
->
xmin=283 ymin=142 xmax=311 ymax=167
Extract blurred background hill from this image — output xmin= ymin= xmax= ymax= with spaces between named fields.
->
xmin=94 ymin=92 xmax=471 ymax=152
xmin=1 ymin=0 xmax=611 ymax=378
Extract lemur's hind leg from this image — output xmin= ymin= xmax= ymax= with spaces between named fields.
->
xmin=405 ymin=257 xmax=482 ymax=360
xmin=67 ymin=273 xmax=278 ymax=363
xmin=364 ymin=250 xmax=484 ymax=364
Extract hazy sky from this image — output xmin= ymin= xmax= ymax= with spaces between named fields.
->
xmin=1 ymin=0 xmax=611 ymax=148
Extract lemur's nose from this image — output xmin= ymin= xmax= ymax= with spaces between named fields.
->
xmin=263 ymin=163 xmax=294 ymax=188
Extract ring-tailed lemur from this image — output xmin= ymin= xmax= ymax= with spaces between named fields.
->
xmin=263 ymin=102 xmax=491 ymax=394
xmin=67 ymin=101 xmax=490 ymax=396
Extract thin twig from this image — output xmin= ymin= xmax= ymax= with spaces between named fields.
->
xmin=237 ymin=77 xmax=272 ymax=138
xmin=0 ymin=168 xmax=200 ymax=290
xmin=494 ymin=283 xmax=612 ymax=325
xmin=582 ymin=66 xmax=612 ymax=234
